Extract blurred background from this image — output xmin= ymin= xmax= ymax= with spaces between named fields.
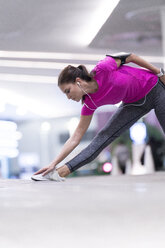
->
xmin=0 ymin=0 xmax=165 ymax=179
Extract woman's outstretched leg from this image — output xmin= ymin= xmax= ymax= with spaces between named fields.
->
xmin=66 ymin=95 xmax=154 ymax=172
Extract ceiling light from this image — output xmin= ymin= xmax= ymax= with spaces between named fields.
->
xmin=0 ymin=60 xmax=94 ymax=70
xmin=0 ymin=50 xmax=103 ymax=61
xmin=80 ymin=0 xmax=120 ymax=46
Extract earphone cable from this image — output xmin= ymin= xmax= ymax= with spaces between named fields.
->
xmin=78 ymin=82 xmax=98 ymax=111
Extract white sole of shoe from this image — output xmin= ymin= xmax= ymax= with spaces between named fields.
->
xmin=31 ymin=174 xmax=49 ymax=181
xmin=31 ymin=171 xmax=65 ymax=182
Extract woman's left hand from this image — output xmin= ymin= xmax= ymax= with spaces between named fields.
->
xmin=160 ymin=75 xmax=165 ymax=85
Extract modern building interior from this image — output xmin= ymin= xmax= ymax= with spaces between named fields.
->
xmin=0 ymin=1 xmax=165 ymax=247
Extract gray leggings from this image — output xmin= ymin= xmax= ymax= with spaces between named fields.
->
xmin=66 ymin=79 xmax=165 ymax=172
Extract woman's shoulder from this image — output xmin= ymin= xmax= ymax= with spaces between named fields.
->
xmin=93 ymin=56 xmax=117 ymax=73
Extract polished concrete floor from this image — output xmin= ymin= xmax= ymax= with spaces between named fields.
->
xmin=0 ymin=172 xmax=165 ymax=248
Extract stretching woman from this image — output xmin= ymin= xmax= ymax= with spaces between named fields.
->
xmin=32 ymin=53 xmax=165 ymax=181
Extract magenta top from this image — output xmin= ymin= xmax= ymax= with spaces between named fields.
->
xmin=81 ymin=56 xmax=158 ymax=115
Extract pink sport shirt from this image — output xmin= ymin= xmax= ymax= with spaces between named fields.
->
xmin=81 ymin=56 xmax=158 ymax=115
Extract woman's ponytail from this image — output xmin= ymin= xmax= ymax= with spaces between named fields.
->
xmin=77 ymin=65 xmax=92 ymax=82
xmin=58 ymin=64 xmax=93 ymax=86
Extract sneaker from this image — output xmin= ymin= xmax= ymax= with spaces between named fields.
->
xmin=31 ymin=174 xmax=49 ymax=181
xmin=31 ymin=170 xmax=65 ymax=182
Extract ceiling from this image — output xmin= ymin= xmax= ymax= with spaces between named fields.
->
xmin=0 ymin=0 xmax=165 ymax=121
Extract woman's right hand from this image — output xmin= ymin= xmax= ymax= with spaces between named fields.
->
xmin=33 ymin=163 xmax=56 ymax=176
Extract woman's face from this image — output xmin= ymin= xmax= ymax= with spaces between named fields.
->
xmin=59 ymin=82 xmax=84 ymax=102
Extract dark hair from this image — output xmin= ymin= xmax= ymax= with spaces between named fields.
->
xmin=58 ymin=65 xmax=94 ymax=86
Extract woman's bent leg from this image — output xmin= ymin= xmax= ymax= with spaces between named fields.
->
xmin=154 ymin=80 xmax=165 ymax=133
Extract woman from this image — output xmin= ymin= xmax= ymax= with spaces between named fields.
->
xmin=32 ymin=53 xmax=165 ymax=181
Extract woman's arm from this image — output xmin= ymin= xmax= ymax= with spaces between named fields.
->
xmin=113 ymin=53 xmax=165 ymax=83
xmin=126 ymin=53 xmax=165 ymax=84
xmin=34 ymin=114 xmax=93 ymax=175
xmin=125 ymin=53 xmax=160 ymax=74
xmin=114 ymin=53 xmax=160 ymax=73
xmin=108 ymin=52 xmax=163 ymax=78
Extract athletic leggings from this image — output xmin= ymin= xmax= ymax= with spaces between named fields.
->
xmin=66 ymin=79 xmax=165 ymax=172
